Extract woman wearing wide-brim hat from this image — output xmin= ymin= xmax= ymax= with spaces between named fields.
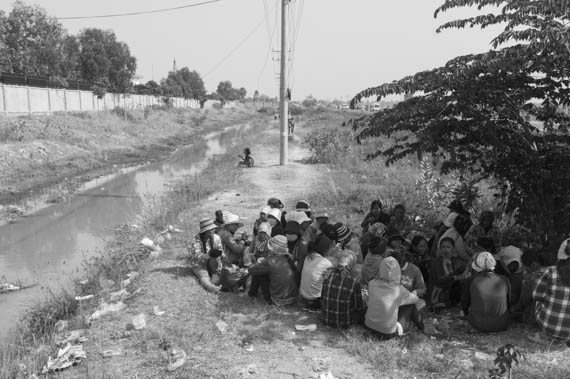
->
xmin=248 ymin=235 xmax=299 ymax=306
xmin=190 ymin=218 xmax=224 ymax=261
xmin=218 ymin=213 xmax=248 ymax=265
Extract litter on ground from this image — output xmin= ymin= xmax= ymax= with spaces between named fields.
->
xmin=215 ymin=320 xmax=228 ymax=333
xmin=163 ymin=347 xmax=186 ymax=372
xmin=132 ymin=313 xmax=147 ymax=329
xmin=55 ymin=330 xmax=87 ymax=347
xmin=91 ymin=301 xmax=126 ymax=320
xmin=42 ymin=343 xmax=86 ymax=373
xmin=295 ymin=324 xmax=317 ymax=331
xmin=74 ymin=294 xmax=94 ymax=301
xmin=153 ymin=305 xmax=166 ymax=316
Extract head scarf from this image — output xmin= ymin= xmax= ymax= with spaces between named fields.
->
xmin=472 ymin=251 xmax=496 ymax=272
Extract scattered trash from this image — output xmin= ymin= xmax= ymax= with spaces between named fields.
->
xmin=153 ymin=306 xmax=166 ymax=316
xmin=295 ymin=324 xmax=317 ymax=331
xmin=319 ymin=372 xmax=339 ymax=379
xmin=132 ymin=314 xmax=147 ymax=330
xmin=79 ymin=279 xmax=89 ymax=285
xmin=109 ymin=289 xmax=129 ymax=302
xmin=102 ymin=350 xmax=122 ymax=358
xmin=215 ymin=320 xmax=228 ymax=334
xmin=163 ymin=347 xmax=187 ymax=372
xmin=474 ymin=351 xmax=492 ymax=361
xmin=458 ymin=359 xmax=474 ymax=370
xmin=122 ymin=272 xmax=139 ymax=288
xmin=74 ymin=294 xmax=94 ymax=302
xmin=150 ymin=248 xmax=163 ymax=259
xmin=42 ymin=343 xmax=86 ymax=373
xmin=247 ymin=364 xmax=257 ymax=374
xmin=91 ymin=302 xmax=126 ymax=320
xmin=141 ymin=237 xmax=162 ymax=254
xmin=55 ymin=330 xmax=87 ymax=347
xmin=0 ymin=281 xmax=36 ymax=294
xmin=54 ymin=320 xmax=69 ymax=333
xmin=435 ymin=354 xmax=445 ymax=359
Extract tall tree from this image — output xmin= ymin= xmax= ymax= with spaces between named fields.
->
xmin=351 ymin=0 xmax=570 ymax=241
xmin=0 ymin=10 xmax=8 ymax=72
xmin=161 ymin=67 xmax=205 ymax=99
xmin=2 ymin=1 xmax=67 ymax=77
xmin=78 ymin=28 xmax=136 ymax=93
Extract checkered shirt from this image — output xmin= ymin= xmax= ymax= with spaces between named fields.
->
xmin=533 ymin=266 xmax=570 ymax=340
xmin=321 ymin=269 xmax=364 ymax=328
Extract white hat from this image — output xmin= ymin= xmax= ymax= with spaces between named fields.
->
xmin=287 ymin=210 xmax=311 ymax=224
xmin=443 ymin=212 xmax=458 ymax=228
xmin=472 ymin=251 xmax=496 ymax=272
xmin=268 ymin=208 xmax=282 ymax=221
xmin=261 ymin=205 xmax=271 ymax=215
xmin=258 ymin=222 xmax=271 ymax=235
xmin=224 ymin=213 xmax=243 ymax=226
xmin=558 ymin=239 xmax=570 ymax=260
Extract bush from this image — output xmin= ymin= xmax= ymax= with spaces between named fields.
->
xmin=304 ymin=126 xmax=356 ymax=164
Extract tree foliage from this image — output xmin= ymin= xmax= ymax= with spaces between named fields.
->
xmin=78 ymin=28 xmax=136 ymax=93
xmin=160 ymin=67 xmax=205 ymax=99
xmin=1 ymin=1 xmax=67 ymax=77
xmin=216 ymin=81 xmax=246 ymax=104
xmin=350 ymin=0 xmax=570 ymax=241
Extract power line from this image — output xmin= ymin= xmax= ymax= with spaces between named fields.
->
xmin=203 ymin=18 xmax=265 ymax=79
xmin=57 ymin=0 xmax=222 ymax=20
xmin=257 ymin=0 xmax=279 ymax=92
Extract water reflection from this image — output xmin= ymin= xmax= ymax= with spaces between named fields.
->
xmin=0 ymin=126 xmax=233 ymax=339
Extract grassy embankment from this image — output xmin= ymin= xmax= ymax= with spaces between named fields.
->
xmin=0 ymin=106 xmax=256 ymax=207
xmin=0 ymin=107 xmax=273 ymax=378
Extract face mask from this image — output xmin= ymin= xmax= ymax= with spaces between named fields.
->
xmin=286 ymin=234 xmax=298 ymax=242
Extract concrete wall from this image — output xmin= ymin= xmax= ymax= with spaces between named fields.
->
xmin=0 ymin=84 xmax=212 ymax=116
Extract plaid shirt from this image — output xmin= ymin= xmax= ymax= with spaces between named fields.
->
xmin=321 ymin=269 xmax=364 ymax=328
xmin=533 ymin=266 xmax=570 ymax=340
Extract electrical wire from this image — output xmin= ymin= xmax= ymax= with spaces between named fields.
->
xmin=57 ymin=0 xmax=222 ymax=20
xmin=257 ymin=0 xmax=278 ymax=92
xmin=203 ymin=18 xmax=265 ymax=79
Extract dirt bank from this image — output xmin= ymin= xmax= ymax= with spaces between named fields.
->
xmin=0 ymin=107 xmax=259 ymax=224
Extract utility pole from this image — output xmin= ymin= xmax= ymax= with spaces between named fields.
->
xmin=279 ymin=0 xmax=289 ymax=166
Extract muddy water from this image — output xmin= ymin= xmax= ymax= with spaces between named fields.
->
xmin=0 ymin=125 xmax=245 ymax=340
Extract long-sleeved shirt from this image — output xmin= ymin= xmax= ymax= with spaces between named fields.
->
xmin=400 ymin=262 xmax=426 ymax=297
xmin=365 ymin=281 xmax=417 ymax=335
xmin=533 ymin=266 xmax=570 ymax=340
xmin=190 ymin=233 xmax=223 ymax=263
xmin=461 ymin=272 xmax=510 ymax=333
xmin=438 ymin=227 xmax=473 ymax=264
xmin=248 ymin=254 xmax=298 ymax=306
xmin=321 ymin=269 xmax=365 ymax=328
xmin=343 ymin=237 xmax=364 ymax=265
xmin=511 ymin=267 xmax=547 ymax=324
xmin=218 ymin=229 xmax=245 ymax=264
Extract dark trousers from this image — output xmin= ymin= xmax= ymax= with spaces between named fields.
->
xmin=248 ymin=275 xmax=271 ymax=303
xmin=398 ymin=304 xmax=424 ymax=332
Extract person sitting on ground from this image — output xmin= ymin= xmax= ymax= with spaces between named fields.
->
xmin=247 ymin=222 xmax=272 ymax=301
xmin=248 ymin=235 xmax=299 ymax=306
xmin=389 ymin=204 xmax=413 ymax=239
xmin=365 ymin=256 xmax=421 ymax=340
xmin=408 ymin=235 xmax=431 ymax=284
xmin=190 ymin=218 xmax=224 ymax=263
xmin=361 ymin=236 xmax=389 ymax=285
xmin=437 ymin=212 xmax=474 ymax=272
xmin=360 ymin=221 xmax=387 ymax=260
xmin=495 ymin=245 xmax=524 ymax=306
xmin=218 ymin=213 xmax=248 ymax=265
xmin=429 ymin=199 xmax=465 ymax=258
xmin=310 ymin=229 xmax=341 ymax=258
xmin=392 ymin=250 xmax=426 ymax=298
xmin=361 ymin=200 xmax=391 ymax=234
xmin=321 ymin=250 xmax=366 ymax=328
xmin=511 ymin=249 xmax=547 ymax=325
xmin=286 ymin=211 xmax=313 ymax=274
xmin=335 ymin=223 xmax=364 ymax=265
xmin=299 ymin=249 xmax=334 ymax=311
xmin=267 ymin=208 xmax=285 ymax=237
xmin=385 ymin=228 xmax=405 ymax=256
xmin=465 ymin=211 xmax=502 ymax=252
xmin=460 ymin=252 xmax=511 ymax=333
xmin=529 ymin=241 xmax=570 ymax=343
xmin=321 ymin=222 xmax=338 ymax=243
xmin=253 ymin=205 xmax=271 ymax=236
xmin=428 ymin=237 xmax=463 ymax=307
xmin=295 ymin=200 xmax=312 ymax=218
xmin=267 ymin=197 xmax=287 ymax=225
xmin=205 ymin=249 xmax=223 ymax=285
xmin=285 ymin=221 xmax=303 ymax=280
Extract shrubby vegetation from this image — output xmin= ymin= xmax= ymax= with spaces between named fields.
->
xmin=350 ymin=0 xmax=570 ymax=244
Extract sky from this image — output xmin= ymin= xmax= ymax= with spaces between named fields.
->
xmin=0 ymin=0 xmax=503 ymax=101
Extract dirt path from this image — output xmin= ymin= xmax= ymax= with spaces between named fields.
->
xmin=60 ymin=123 xmax=378 ymax=379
